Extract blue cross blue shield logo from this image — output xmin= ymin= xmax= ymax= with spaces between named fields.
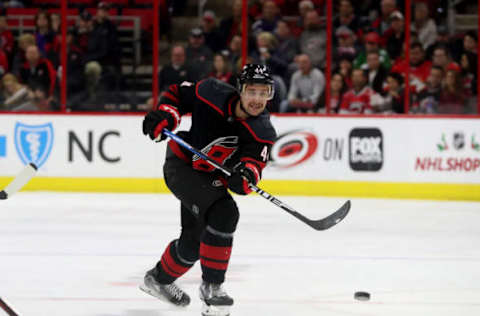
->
xmin=14 ymin=122 xmax=54 ymax=168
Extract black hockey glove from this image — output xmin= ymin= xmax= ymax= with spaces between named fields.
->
xmin=142 ymin=104 xmax=180 ymax=141
xmin=227 ymin=162 xmax=260 ymax=195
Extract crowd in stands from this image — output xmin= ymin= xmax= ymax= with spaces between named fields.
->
xmin=0 ymin=0 xmax=478 ymax=114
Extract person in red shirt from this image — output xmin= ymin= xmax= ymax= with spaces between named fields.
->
xmin=19 ymin=45 xmax=56 ymax=96
xmin=391 ymin=42 xmax=432 ymax=84
xmin=0 ymin=48 xmax=8 ymax=75
xmin=339 ymin=68 xmax=376 ymax=114
xmin=0 ymin=15 xmax=14 ymax=58
xmin=208 ymin=53 xmax=232 ymax=83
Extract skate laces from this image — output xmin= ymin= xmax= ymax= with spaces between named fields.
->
xmin=165 ymin=283 xmax=184 ymax=300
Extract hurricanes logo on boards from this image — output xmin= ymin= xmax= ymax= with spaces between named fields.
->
xmin=270 ymin=130 xmax=318 ymax=168
xmin=14 ymin=122 xmax=54 ymax=168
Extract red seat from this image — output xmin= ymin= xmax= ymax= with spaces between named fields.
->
xmin=122 ymin=8 xmax=153 ymax=30
xmin=85 ymin=8 xmax=118 ymax=16
xmin=101 ymin=0 xmax=130 ymax=5
xmin=47 ymin=8 xmax=79 ymax=15
xmin=6 ymin=8 xmax=40 ymax=15
xmin=69 ymin=0 xmax=95 ymax=4
xmin=32 ymin=0 xmax=61 ymax=5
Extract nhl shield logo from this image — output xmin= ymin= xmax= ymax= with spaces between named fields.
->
xmin=14 ymin=122 xmax=54 ymax=168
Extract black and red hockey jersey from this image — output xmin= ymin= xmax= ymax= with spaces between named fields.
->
xmin=158 ymin=78 xmax=277 ymax=182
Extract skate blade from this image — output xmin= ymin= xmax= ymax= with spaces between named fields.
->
xmin=139 ymin=284 xmax=184 ymax=307
xmin=201 ymin=302 xmax=230 ymax=316
xmin=139 ymin=284 xmax=168 ymax=302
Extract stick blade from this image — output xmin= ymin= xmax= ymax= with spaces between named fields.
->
xmin=0 ymin=297 xmax=19 ymax=316
xmin=1 ymin=163 xmax=38 ymax=200
xmin=310 ymin=200 xmax=351 ymax=231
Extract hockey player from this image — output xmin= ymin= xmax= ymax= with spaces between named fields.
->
xmin=140 ymin=64 xmax=277 ymax=316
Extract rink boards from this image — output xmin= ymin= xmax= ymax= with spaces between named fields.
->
xmin=0 ymin=114 xmax=478 ymax=200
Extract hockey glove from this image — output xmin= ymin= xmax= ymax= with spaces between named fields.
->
xmin=227 ymin=162 xmax=260 ymax=195
xmin=142 ymin=104 xmax=180 ymax=141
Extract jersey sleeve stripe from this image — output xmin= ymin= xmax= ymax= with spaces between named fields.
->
xmin=162 ymin=91 xmax=180 ymax=104
xmin=195 ymin=80 xmax=225 ymax=116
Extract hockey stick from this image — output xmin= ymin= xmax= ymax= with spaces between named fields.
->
xmin=0 ymin=297 xmax=19 ymax=316
xmin=0 ymin=163 xmax=38 ymax=200
xmin=161 ymin=130 xmax=350 ymax=231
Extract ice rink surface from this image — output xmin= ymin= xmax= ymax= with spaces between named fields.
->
xmin=1 ymin=192 xmax=479 ymax=316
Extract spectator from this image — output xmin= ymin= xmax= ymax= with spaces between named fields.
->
xmin=339 ymin=68 xmax=377 ymax=114
xmin=1 ymin=73 xmax=31 ymax=111
xmin=19 ymin=45 xmax=56 ymax=97
xmin=333 ymin=0 xmax=364 ymax=38
xmin=292 ymin=0 xmax=315 ymax=36
xmin=299 ymin=10 xmax=326 ymax=67
xmin=320 ymin=72 xmax=348 ymax=113
xmin=34 ymin=10 xmax=57 ymax=56
xmin=252 ymin=0 xmax=281 ymax=36
xmin=201 ymin=10 xmax=223 ymax=53
xmin=354 ymin=32 xmax=391 ymax=70
xmin=51 ymin=13 xmax=61 ymax=34
xmin=252 ymin=31 xmax=288 ymax=79
xmin=335 ymin=26 xmax=357 ymax=58
xmin=286 ymin=54 xmax=325 ymax=113
xmin=391 ymin=42 xmax=432 ymax=85
xmin=84 ymin=2 xmax=120 ymax=92
xmin=412 ymin=2 xmax=437 ymax=50
xmin=64 ymin=30 xmax=85 ymax=96
xmin=382 ymin=72 xmax=404 ymax=113
xmin=384 ymin=11 xmax=404 ymax=60
xmin=28 ymin=85 xmax=58 ymax=112
xmin=223 ymin=35 xmax=242 ymax=71
xmin=460 ymin=51 xmax=477 ymax=96
xmin=413 ymin=65 xmax=443 ymax=113
xmin=335 ymin=53 xmax=354 ymax=87
xmin=0 ymin=48 xmax=7 ymax=76
xmin=158 ymin=44 xmax=196 ymax=92
xmin=425 ymin=25 xmax=450 ymax=60
xmin=366 ymin=51 xmax=388 ymax=94
xmin=11 ymin=33 xmax=35 ymax=74
xmin=75 ymin=11 xmax=93 ymax=54
xmin=219 ymin=0 xmax=243 ymax=48
xmin=274 ymin=20 xmax=298 ymax=67
xmin=186 ymin=27 xmax=214 ymax=80
xmin=463 ymin=30 xmax=477 ymax=54
xmin=0 ymin=16 xmax=14 ymax=59
xmin=432 ymin=46 xmax=459 ymax=73
xmin=371 ymin=0 xmax=398 ymax=36
xmin=208 ymin=53 xmax=232 ymax=83
xmin=438 ymin=69 xmax=467 ymax=114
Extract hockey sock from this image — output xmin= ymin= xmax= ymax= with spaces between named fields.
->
xmin=200 ymin=225 xmax=233 ymax=284
xmin=155 ymin=240 xmax=195 ymax=284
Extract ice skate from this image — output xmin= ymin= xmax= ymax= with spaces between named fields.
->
xmin=199 ymin=281 xmax=234 ymax=316
xmin=139 ymin=269 xmax=190 ymax=306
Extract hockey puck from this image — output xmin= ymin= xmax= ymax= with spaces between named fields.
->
xmin=0 ymin=191 xmax=7 ymax=200
xmin=354 ymin=291 xmax=370 ymax=301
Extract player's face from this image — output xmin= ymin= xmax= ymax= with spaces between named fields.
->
xmin=240 ymin=84 xmax=271 ymax=116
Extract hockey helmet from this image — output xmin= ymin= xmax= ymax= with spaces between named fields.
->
xmin=237 ymin=64 xmax=275 ymax=100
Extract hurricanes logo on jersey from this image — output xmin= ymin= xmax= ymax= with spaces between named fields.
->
xmin=192 ymin=136 xmax=239 ymax=172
